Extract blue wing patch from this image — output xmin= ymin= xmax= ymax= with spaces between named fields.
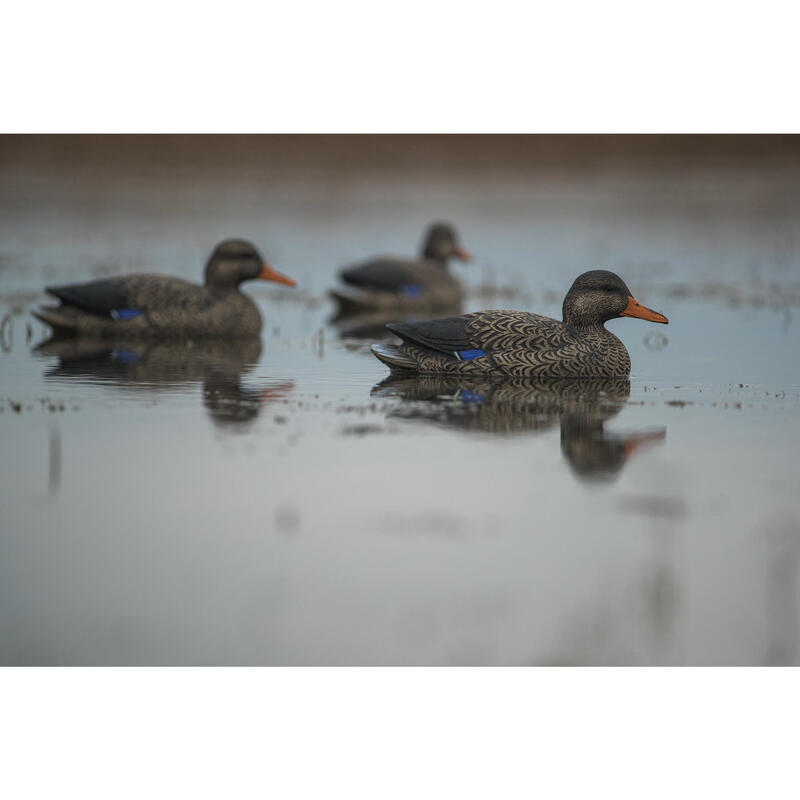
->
xmin=110 ymin=308 xmax=142 ymax=321
xmin=458 ymin=389 xmax=485 ymax=403
xmin=455 ymin=349 xmax=486 ymax=361
xmin=112 ymin=349 xmax=142 ymax=364
xmin=401 ymin=285 xmax=423 ymax=298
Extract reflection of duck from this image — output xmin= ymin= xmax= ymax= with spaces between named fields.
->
xmin=372 ymin=375 xmax=665 ymax=481
xmin=32 ymin=240 xmax=296 ymax=338
xmin=372 ymin=270 xmax=668 ymax=377
xmin=35 ymin=337 xmax=293 ymax=429
xmin=330 ymin=223 xmax=471 ymax=317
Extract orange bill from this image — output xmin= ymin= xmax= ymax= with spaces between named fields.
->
xmin=453 ymin=247 xmax=473 ymax=262
xmin=260 ymin=263 xmax=297 ymax=287
xmin=620 ymin=295 xmax=668 ymax=324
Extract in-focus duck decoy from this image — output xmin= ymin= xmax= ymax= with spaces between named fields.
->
xmin=330 ymin=222 xmax=471 ymax=315
xmin=32 ymin=239 xmax=296 ymax=338
xmin=371 ymin=270 xmax=668 ymax=377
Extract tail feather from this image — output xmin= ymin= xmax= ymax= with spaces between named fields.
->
xmin=31 ymin=305 xmax=78 ymax=334
xmin=370 ymin=343 xmax=418 ymax=372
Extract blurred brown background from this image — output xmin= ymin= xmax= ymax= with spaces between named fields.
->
xmin=3 ymin=134 xmax=799 ymax=177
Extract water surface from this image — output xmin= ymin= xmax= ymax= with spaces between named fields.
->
xmin=2 ymin=139 xmax=799 ymax=664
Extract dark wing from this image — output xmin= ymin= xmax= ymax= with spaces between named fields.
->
xmin=386 ymin=314 xmax=474 ymax=354
xmin=388 ymin=310 xmax=571 ymax=355
xmin=340 ymin=259 xmax=419 ymax=293
xmin=46 ymin=277 xmax=135 ymax=317
xmin=45 ymin=274 xmax=204 ymax=320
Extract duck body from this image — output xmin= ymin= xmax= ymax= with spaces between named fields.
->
xmin=32 ymin=239 xmax=296 ymax=339
xmin=330 ymin=223 xmax=471 ymax=316
xmin=34 ymin=274 xmax=264 ymax=338
xmin=331 ymin=257 xmax=463 ymax=314
xmin=371 ymin=270 xmax=668 ymax=378
xmin=373 ymin=309 xmax=633 ymax=377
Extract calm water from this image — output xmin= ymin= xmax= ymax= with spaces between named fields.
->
xmin=1 ymin=151 xmax=799 ymax=664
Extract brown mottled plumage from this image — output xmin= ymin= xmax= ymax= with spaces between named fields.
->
xmin=32 ymin=239 xmax=296 ymax=338
xmin=371 ymin=270 xmax=668 ymax=378
xmin=330 ymin=223 xmax=471 ymax=315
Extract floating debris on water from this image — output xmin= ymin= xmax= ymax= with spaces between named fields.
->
xmin=340 ymin=424 xmax=387 ymax=437
xmin=644 ymin=331 xmax=669 ymax=351
xmin=618 ymin=494 xmax=688 ymax=521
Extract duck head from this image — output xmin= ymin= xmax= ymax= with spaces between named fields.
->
xmin=204 ymin=239 xmax=296 ymax=290
xmin=562 ymin=270 xmax=668 ymax=329
xmin=421 ymin=223 xmax=472 ymax=264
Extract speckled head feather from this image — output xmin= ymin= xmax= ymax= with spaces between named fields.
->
xmin=204 ymin=239 xmax=265 ymax=288
xmin=421 ymin=223 xmax=470 ymax=263
xmin=562 ymin=270 xmax=633 ymax=328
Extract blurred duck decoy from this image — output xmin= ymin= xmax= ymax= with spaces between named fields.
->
xmin=330 ymin=223 xmax=471 ymax=316
xmin=372 ymin=270 xmax=668 ymax=378
xmin=32 ymin=239 xmax=296 ymax=338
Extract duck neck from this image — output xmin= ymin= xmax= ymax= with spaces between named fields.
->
xmin=563 ymin=315 xmax=608 ymax=336
xmin=562 ymin=293 xmax=612 ymax=335
xmin=422 ymin=248 xmax=449 ymax=270
xmin=207 ymin=283 xmax=242 ymax=297
xmin=563 ymin=315 xmax=631 ymax=375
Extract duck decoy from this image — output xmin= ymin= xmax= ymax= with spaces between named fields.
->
xmin=371 ymin=270 xmax=668 ymax=378
xmin=330 ymin=222 xmax=471 ymax=315
xmin=32 ymin=239 xmax=296 ymax=338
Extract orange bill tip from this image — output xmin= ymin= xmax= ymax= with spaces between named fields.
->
xmin=259 ymin=381 xmax=295 ymax=404
xmin=453 ymin=247 xmax=473 ymax=262
xmin=260 ymin=263 xmax=297 ymax=287
xmin=623 ymin=429 xmax=667 ymax=458
xmin=620 ymin=295 xmax=668 ymax=324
